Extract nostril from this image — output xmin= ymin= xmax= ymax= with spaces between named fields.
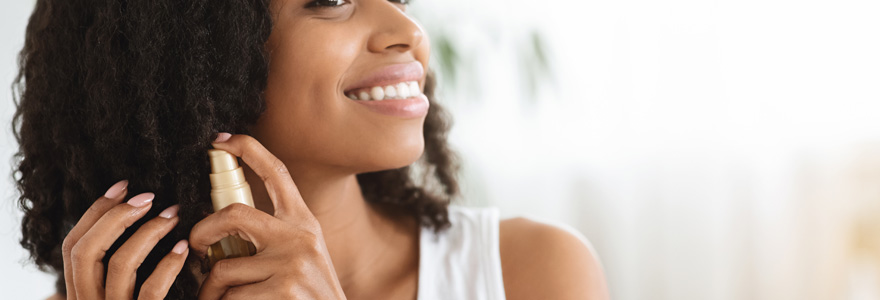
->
xmin=386 ymin=43 xmax=410 ymax=51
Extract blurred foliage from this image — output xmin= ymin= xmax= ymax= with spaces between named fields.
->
xmin=522 ymin=31 xmax=552 ymax=102
xmin=410 ymin=6 xmax=553 ymax=104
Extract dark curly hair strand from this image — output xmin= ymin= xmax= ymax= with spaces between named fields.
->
xmin=11 ymin=0 xmax=460 ymax=298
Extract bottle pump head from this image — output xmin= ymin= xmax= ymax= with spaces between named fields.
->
xmin=207 ymin=149 xmax=255 ymax=211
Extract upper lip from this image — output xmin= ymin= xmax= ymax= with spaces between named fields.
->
xmin=343 ymin=61 xmax=424 ymax=93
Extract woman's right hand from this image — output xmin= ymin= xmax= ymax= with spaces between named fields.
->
xmin=60 ymin=180 xmax=189 ymax=299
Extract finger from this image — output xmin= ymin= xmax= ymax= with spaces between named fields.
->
xmin=138 ymin=240 xmax=190 ymax=300
xmin=70 ymin=192 xmax=154 ymax=300
xmin=189 ymin=203 xmax=274 ymax=255
xmin=105 ymin=205 xmax=180 ymax=300
xmin=210 ymin=133 xmax=308 ymax=220
xmin=219 ymin=281 xmax=277 ymax=300
xmin=63 ymin=179 xmax=129 ymax=299
xmin=198 ymin=256 xmax=273 ymax=300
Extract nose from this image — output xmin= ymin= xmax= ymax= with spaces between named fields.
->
xmin=366 ymin=3 xmax=424 ymax=53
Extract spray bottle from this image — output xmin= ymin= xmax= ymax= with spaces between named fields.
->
xmin=206 ymin=149 xmax=257 ymax=268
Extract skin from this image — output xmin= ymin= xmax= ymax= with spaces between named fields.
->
xmin=51 ymin=0 xmax=611 ymax=299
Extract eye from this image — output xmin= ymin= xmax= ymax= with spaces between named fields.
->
xmin=304 ymin=0 xmax=412 ymax=9
xmin=304 ymin=0 xmax=349 ymax=9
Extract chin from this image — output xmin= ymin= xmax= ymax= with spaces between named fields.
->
xmin=359 ymin=137 xmax=425 ymax=173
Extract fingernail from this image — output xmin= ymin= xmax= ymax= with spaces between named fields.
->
xmin=159 ymin=204 xmax=179 ymax=219
xmin=213 ymin=132 xmax=232 ymax=143
xmin=127 ymin=192 xmax=155 ymax=207
xmin=104 ymin=180 xmax=129 ymax=199
xmin=172 ymin=240 xmax=189 ymax=254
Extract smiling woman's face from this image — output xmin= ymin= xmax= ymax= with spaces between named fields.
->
xmin=249 ymin=0 xmax=431 ymax=174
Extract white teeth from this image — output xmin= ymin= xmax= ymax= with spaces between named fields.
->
xmin=396 ymin=82 xmax=410 ymax=98
xmin=383 ymin=85 xmax=398 ymax=100
xmin=370 ymin=86 xmax=385 ymax=101
xmin=408 ymin=81 xmax=420 ymax=96
xmin=347 ymin=81 xmax=422 ymax=101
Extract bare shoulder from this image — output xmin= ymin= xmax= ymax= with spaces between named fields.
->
xmin=498 ymin=217 xmax=610 ymax=300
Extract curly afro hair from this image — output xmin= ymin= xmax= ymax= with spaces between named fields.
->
xmin=11 ymin=0 xmax=460 ymax=297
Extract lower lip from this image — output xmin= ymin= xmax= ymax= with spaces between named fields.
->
xmin=349 ymin=94 xmax=430 ymax=118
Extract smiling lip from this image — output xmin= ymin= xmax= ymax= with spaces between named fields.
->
xmin=343 ymin=61 xmax=424 ymax=93
xmin=351 ymin=93 xmax=430 ymax=119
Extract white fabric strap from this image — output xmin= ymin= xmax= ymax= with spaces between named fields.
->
xmin=417 ymin=206 xmax=507 ymax=300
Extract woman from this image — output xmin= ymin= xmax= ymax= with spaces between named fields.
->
xmin=13 ymin=0 xmax=609 ymax=299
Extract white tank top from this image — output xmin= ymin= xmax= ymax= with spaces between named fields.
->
xmin=417 ymin=205 xmax=507 ymax=300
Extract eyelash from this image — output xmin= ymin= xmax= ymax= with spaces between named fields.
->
xmin=305 ymin=0 xmax=412 ymax=9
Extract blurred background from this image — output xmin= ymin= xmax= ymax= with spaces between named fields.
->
xmin=3 ymin=0 xmax=880 ymax=299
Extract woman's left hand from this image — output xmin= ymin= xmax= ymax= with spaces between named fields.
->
xmin=190 ymin=133 xmax=347 ymax=300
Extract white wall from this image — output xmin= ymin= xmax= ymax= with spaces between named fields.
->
xmin=413 ymin=0 xmax=880 ymax=299
xmin=0 ymin=1 xmax=57 ymax=298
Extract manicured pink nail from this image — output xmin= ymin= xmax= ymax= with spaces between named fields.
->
xmin=172 ymin=240 xmax=189 ymax=254
xmin=104 ymin=180 xmax=129 ymax=199
xmin=213 ymin=132 xmax=232 ymax=143
xmin=127 ymin=192 xmax=155 ymax=207
xmin=159 ymin=205 xmax=179 ymax=219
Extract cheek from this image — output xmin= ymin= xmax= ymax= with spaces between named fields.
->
xmin=266 ymin=27 xmax=358 ymax=109
xmin=261 ymin=28 xmax=358 ymax=143
xmin=257 ymin=24 xmax=427 ymax=171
